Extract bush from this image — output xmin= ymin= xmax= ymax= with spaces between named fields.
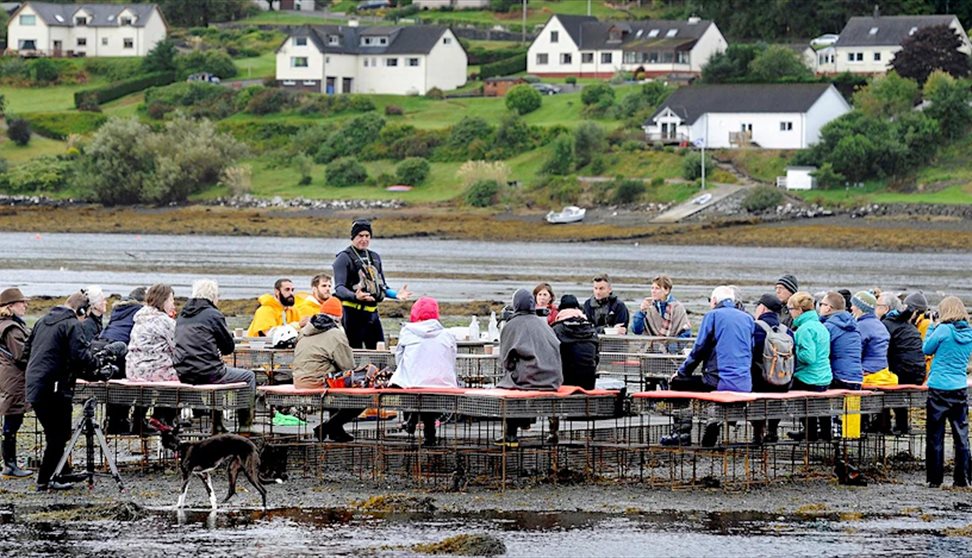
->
xmin=245 ymin=88 xmax=298 ymax=115
xmin=3 ymin=155 xmax=72 ymax=193
xmin=315 ymin=113 xmax=385 ymax=163
xmin=505 ymin=84 xmax=542 ymax=115
xmin=480 ymin=53 xmax=527 ymax=79
xmin=565 ymin=76 xmax=577 ymax=85
xmin=75 ymin=71 xmax=176 ymax=110
xmin=220 ymin=165 xmax=252 ymax=196
xmin=589 ymin=156 xmax=606 ymax=175
xmin=573 ymin=122 xmax=606 ymax=168
xmin=493 ymin=112 xmax=534 ymax=156
xmin=681 ymin=151 xmax=714 ymax=180
xmin=541 ymin=135 xmax=574 ymax=176
xmin=20 ymin=112 xmax=107 ymax=140
xmin=6 ymin=118 xmax=31 ymax=146
xmin=395 ymin=157 xmax=430 ymax=186
xmin=326 ymin=157 xmax=368 ymax=187
xmin=741 ymin=185 xmax=784 ymax=212
xmin=141 ymin=40 xmax=178 ymax=74
xmin=30 ymin=58 xmax=59 ymax=83
xmin=175 ymin=49 xmax=238 ymax=80
xmin=465 ymin=179 xmax=500 ymax=207
xmin=426 ymin=87 xmax=445 ymax=100
xmin=582 ymin=82 xmax=615 ymax=106
xmin=389 ymin=129 xmax=445 ymax=160
xmin=294 ymin=154 xmax=313 ymax=186
xmin=611 ymin=179 xmax=646 ymax=204
xmin=385 ymin=104 xmax=404 ymax=116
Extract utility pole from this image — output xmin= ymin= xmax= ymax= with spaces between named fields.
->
xmin=588 ymin=0 xmax=591 ymax=16
xmin=522 ymin=0 xmax=527 ymax=44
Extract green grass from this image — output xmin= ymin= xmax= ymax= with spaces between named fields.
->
xmin=2 ymin=80 xmax=108 ymax=113
xmin=0 ymin=135 xmax=66 ymax=163
xmin=718 ymin=149 xmax=794 ymax=184
xmin=100 ymin=92 xmax=145 ymax=118
xmin=232 ymin=52 xmax=278 ymax=80
xmin=416 ymin=0 xmax=656 ymax=26
xmin=795 ymin=181 xmax=972 ymax=206
xmin=236 ymin=11 xmax=364 ymax=26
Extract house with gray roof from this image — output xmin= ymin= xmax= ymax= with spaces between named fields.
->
xmin=527 ymin=14 xmax=726 ymax=78
xmin=276 ymin=23 xmax=467 ymax=95
xmin=642 ymin=83 xmax=851 ymax=149
xmin=815 ymin=12 xmax=970 ymax=74
xmin=6 ymin=2 xmax=167 ymax=57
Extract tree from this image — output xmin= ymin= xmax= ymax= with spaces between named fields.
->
xmin=464 ymin=179 xmax=500 ymax=207
xmin=581 ymin=82 xmax=615 ymax=106
xmin=0 ymin=94 xmax=6 ymax=120
xmin=541 ymin=135 xmax=574 ymax=176
xmin=747 ymin=45 xmax=813 ymax=82
xmin=891 ymin=24 xmax=972 ymax=84
xmin=6 ymin=118 xmax=31 ymax=146
xmin=326 ymin=157 xmax=368 ymax=187
xmin=155 ymin=0 xmax=255 ymax=27
xmin=505 ymin=84 xmax=542 ymax=115
xmin=494 ymin=112 xmax=533 ymax=155
xmin=175 ymin=50 xmax=238 ymax=80
xmin=923 ymin=70 xmax=972 ymax=140
xmin=573 ymin=122 xmax=606 ymax=169
xmin=701 ymin=43 xmax=764 ymax=83
xmin=395 ymin=157 xmax=430 ymax=186
xmin=851 ymin=71 xmax=920 ymax=118
xmin=142 ymin=40 xmax=177 ymax=74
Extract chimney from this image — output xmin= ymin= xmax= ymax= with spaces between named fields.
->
xmin=688 ymin=16 xmax=701 ymax=24
xmin=873 ymin=4 xmax=880 ymax=18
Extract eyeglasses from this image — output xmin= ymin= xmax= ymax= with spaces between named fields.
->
xmin=787 ymin=306 xmax=798 ymax=311
xmin=818 ymin=302 xmax=831 ymax=308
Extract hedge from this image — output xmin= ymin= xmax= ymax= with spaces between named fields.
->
xmin=480 ymin=53 xmax=527 ymax=80
xmin=20 ymin=111 xmax=108 ymax=140
xmin=74 ymin=71 xmax=176 ymax=109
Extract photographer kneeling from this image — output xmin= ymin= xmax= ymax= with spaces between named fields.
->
xmin=23 ymin=291 xmax=119 ymax=491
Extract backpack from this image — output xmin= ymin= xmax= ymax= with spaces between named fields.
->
xmin=755 ymin=320 xmax=794 ymax=387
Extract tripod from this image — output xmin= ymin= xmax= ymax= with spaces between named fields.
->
xmin=52 ymin=397 xmax=124 ymax=491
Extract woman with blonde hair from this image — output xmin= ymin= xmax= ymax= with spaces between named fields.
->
xmin=786 ymin=291 xmax=833 ymax=442
xmin=923 ymin=296 xmax=972 ymax=488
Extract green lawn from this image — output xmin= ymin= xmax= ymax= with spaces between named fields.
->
xmin=2 ymin=80 xmax=107 ymax=113
xmin=232 ymin=52 xmax=278 ymax=80
xmin=236 ymin=11 xmax=367 ymax=26
xmin=795 ymin=182 xmax=972 ymax=206
xmin=0 ymin=135 xmax=66 ymax=163
xmin=416 ymin=0 xmax=656 ymax=26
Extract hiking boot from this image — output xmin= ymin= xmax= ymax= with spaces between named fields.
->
xmin=659 ymin=433 xmax=691 ymax=446
xmin=55 ymin=472 xmax=89 ymax=483
xmin=37 ymin=481 xmax=75 ymax=492
xmin=701 ymin=423 xmax=722 ymax=447
xmin=1 ymin=462 xmax=32 ymax=478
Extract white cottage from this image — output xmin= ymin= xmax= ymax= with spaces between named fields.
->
xmin=643 ymin=83 xmax=851 ymax=150
xmin=816 ymin=13 xmax=971 ymax=75
xmin=276 ymin=23 xmax=467 ymax=95
xmin=527 ymin=14 xmax=727 ymax=78
xmin=6 ymin=1 xmax=167 ymax=57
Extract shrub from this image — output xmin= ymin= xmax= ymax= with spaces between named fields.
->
xmin=75 ymin=72 xmax=176 ymax=110
xmin=681 ymin=151 xmax=714 ymax=180
xmin=741 ymin=185 xmax=784 ymax=212
xmin=142 ymin=40 xmax=178 ymax=74
xmin=581 ymin=83 xmax=614 ymax=106
xmin=541 ymin=135 xmax=574 ymax=176
xmin=220 ymin=165 xmax=252 ymax=196
xmin=389 ymin=129 xmax=445 ymax=160
xmin=20 ymin=112 xmax=107 ymax=140
xmin=589 ymin=156 xmax=606 ymax=175
xmin=3 ymin=155 xmax=72 ymax=193
xmin=480 ymin=53 xmax=527 ymax=79
xmin=385 ymin=104 xmax=404 ymax=116
xmin=30 ymin=58 xmax=59 ymax=83
xmin=611 ymin=179 xmax=645 ymax=204
xmin=327 ymin=157 xmax=368 ymax=187
xmin=493 ymin=112 xmax=534 ymax=156
xmin=6 ymin=118 xmax=31 ymax=146
xmin=175 ymin=49 xmax=238 ymax=80
xmin=505 ymin=84 xmax=542 ymax=115
xmin=315 ymin=113 xmax=385 ymax=163
xmin=295 ymin=153 xmax=313 ymax=185
xmin=573 ymin=122 xmax=606 ymax=168
xmin=395 ymin=157 xmax=430 ymax=186
xmin=449 ymin=116 xmax=493 ymax=148
xmin=651 ymin=176 xmax=665 ymax=187
xmin=426 ymin=87 xmax=445 ymax=100
xmin=565 ymin=76 xmax=577 ymax=85
xmin=456 ymin=160 xmax=510 ymax=189
xmin=245 ymin=88 xmax=298 ymax=115
xmin=465 ymin=179 xmax=500 ymax=207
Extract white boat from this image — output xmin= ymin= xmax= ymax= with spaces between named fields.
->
xmin=692 ymin=193 xmax=713 ymax=205
xmin=546 ymin=206 xmax=586 ymax=224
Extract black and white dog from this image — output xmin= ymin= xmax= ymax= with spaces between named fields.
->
xmin=150 ymin=419 xmax=281 ymax=510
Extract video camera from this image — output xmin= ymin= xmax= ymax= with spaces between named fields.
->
xmin=91 ymin=341 xmax=127 ymax=382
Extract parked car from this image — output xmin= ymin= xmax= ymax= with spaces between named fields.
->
xmin=187 ymin=72 xmax=221 ymax=84
xmin=530 ymin=83 xmax=562 ymax=95
xmin=357 ymin=0 xmax=391 ymax=9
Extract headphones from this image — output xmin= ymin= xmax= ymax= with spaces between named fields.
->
xmin=75 ymin=289 xmax=91 ymax=318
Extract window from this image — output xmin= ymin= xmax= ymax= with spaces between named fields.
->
xmin=601 ymin=52 xmax=612 ymax=64
xmin=295 ymin=37 xmax=307 ymax=46
xmin=550 ymin=30 xmax=559 ymax=43
xmin=443 ymin=37 xmax=452 ymax=44
xmin=325 ymin=56 xmax=330 ymax=63
xmin=121 ymin=17 xmax=133 ymax=25
xmin=848 ymin=52 xmax=863 ymax=62
xmin=291 ymin=57 xmax=308 ymax=67
xmin=123 ymin=38 xmax=134 ymax=49
xmin=102 ymin=37 xmax=109 ymax=46
xmin=847 ymin=52 xmax=854 ymax=62
xmin=18 ymin=40 xmax=37 ymax=50
xmin=868 ymin=26 xmax=879 ymax=35
xmin=378 ymin=37 xmax=388 ymax=46
xmin=536 ymin=53 xmax=548 ymax=65
xmin=648 ymin=52 xmax=659 ymax=63
xmin=676 ymin=51 xmax=689 ymax=64
xmin=581 ymin=52 xmax=594 ymax=63
xmin=364 ymin=58 xmax=369 ymax=67
xmin=780 ymin=122 xmax=793 ymax=131
xmin=856 ymin=52 xmax=863 ymax=61
xmin=75 ymin=16 xmax=87 ymax=25
xmin=77 ymin=38 xmax=87 ymax=47
xmin=385 ymin=57 xmax=398 ymax=67
xmin=648 ymin=29 xmax=659 ymax=38
xmin=873 ymin=52 xmax=881 ymax=61
xmin=665 ymin=29 xmax=678 ymax=37
xmin=328 ymin=35 xmax=339 ymax=46
xmin=741 ymin=123 xmax=753 ymax=132
xmin=407 ymin=57 xmax=420 ymax=67
xmin=560 ymin=53 xmax=572 ymax=64
xmin=19 ymin=14 xmax=36 ymax=25
xmin=661 ymin=52 xmax=674 ymax=63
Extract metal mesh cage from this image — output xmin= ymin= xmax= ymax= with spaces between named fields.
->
xmin=455 ymin=354 xmax=502 ymax=387
xmin=599 ymin=335 xmax=694 ymax=355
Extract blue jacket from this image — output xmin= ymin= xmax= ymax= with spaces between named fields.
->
xmin=923 ymin=320 xmax=972 ymax=391
xmin=99 ymin=301 xmax=143 ymax=345
xmin=857 ymin=313 xmax=890 ymax=373
xmin=678 ymin=299 xmax=754 ymax=392
xmin=822 ymin=311 xmax=863 ymax=384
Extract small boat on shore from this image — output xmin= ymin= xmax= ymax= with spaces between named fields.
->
xmin=692 ymin=193 xmax=713 ymax=205
xmin=546 ymin=206 xmax=586 ymax=224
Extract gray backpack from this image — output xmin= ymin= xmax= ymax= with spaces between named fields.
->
xmin=755 ymin=320 xmax=794 ymax=387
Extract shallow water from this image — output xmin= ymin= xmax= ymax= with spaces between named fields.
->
xmin=2 ymin=232 xmax=969 ymax=309
xmin=5 ymin=508 xmax=972 ymax=557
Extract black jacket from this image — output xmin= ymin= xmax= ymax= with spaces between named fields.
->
xmin=80 ymin=312 xmax=103 ymax=342
xmin=173 ymin=298 xmax=235 ymax=384
xmin=333 ymin=246 xmax=388 ymax=305
xmin=881 ymin=309 xmax=926 ymax=384
xmin=24 ymin=306 xmax=100 ymax=404
xmin=100 ymin=301 xmax=143 ymax=345
xmin=552 ymin=315 xmax=600 ymax=390
xmin=583 ymin=294 xmax=630 ymax=333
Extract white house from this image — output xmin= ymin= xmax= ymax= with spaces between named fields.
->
xmin=276 ymin=23 xmax=467 ymax=95
xmin=413 ymin=0 xmax=489 ymax=9
xmin=527 ymin=14 xmax=727 ymax=78
xmin=6 ymin=2 xmax=167 ymax=57
xmin=254 ymin=0 xmax=316 ymax=11
xmin=778 ymin=166 xmax=818 ymax=190
xmin=815 ymin=13 xmax=971 ymax=75
xmin=643 ymin=83 xmax=851 ymax=150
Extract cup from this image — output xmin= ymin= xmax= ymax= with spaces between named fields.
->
xmin=376 ymin=341 xmax=387 ymax=351
xmin=234 ymin=328 xmax=245 ymax=338
xmin=604 ymin=327 xmax=619 ymax=336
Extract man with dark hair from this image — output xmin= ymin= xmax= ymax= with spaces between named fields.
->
xmin=296 ymin=274 xmax=332 ymax=323
xmin=583 ymin=273 xmax=629 ymax=334
xmin=23 ymin=291 xmax=103 ymax=491
xmin=332 ymin=219 xmax=411 ymax=349
xmin=247 ymin=278 xmax=302 ymax=337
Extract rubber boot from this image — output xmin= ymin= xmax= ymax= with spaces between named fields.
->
xmin=422 ymin=418 xmax=437 ymax=448
xmin=1 ymin=435 xmax=32 ymax=478
xmin=701 ymin=423 xmax=722 ymax=447
xmin=546 ymin=417 xmax=560 ymax=445
xmin=660 ymin=418 xmax=692 ymax=446
xmin=236 ymin=408 xmax=253 ymax=432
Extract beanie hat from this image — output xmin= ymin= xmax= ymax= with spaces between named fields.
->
xmin=0 ymin=288 xmax=27 ymax=306
xmin=351 ymin=219 xmax=373 ymax=239
xmin=904 ymin=291 xmax=929 ymax=313
xmin=776 ymin=274 xmax=799 ymax=296
xmin=128 ymin=286 xmax=147 ymax=302
xmin=320 ymin=297 xmax=343 ymax=318
xmin=559 ymin=294 xmax=581 ymax=311
xmin=851 ymin=291 xmax=877 ymax=314
xmin=838 ymin=289 xmax=852 ymax=311
xmin=409 ymin=297 xmax=439 ymax=322
xmin=757 ymin=293 xmax=783 ymax=314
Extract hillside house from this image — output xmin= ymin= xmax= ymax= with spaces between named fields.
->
xmin=6 ymin=1 xmax=167 ymax=57
xmin=643 ymin=83 xmax=851 ymax=149
xmin=527 ymin=14 xmax=727 ymax=79
xmin=276 ymin=23 xmax=467 ymax=95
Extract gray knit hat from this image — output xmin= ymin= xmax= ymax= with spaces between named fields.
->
xmin=904 ymin=291 xmax=929 ymax=313
xmin=776 ymin=274 xmax=799 ymax=296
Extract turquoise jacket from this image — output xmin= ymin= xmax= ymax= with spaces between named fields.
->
xmin=793 ymin=310 xmax=832 ymax=387
xmin=923 ymin=320 xmax=972 ymax=391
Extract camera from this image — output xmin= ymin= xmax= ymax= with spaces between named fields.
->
xmin=92 ymin=341 xmax=127 ymax=381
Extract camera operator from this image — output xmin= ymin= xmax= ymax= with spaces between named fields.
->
xmin=23 ymin=291 xmax=110 ymax=491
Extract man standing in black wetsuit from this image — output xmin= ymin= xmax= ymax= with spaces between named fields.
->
xmin=332 ymin=219 xmax=411 ymax=349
